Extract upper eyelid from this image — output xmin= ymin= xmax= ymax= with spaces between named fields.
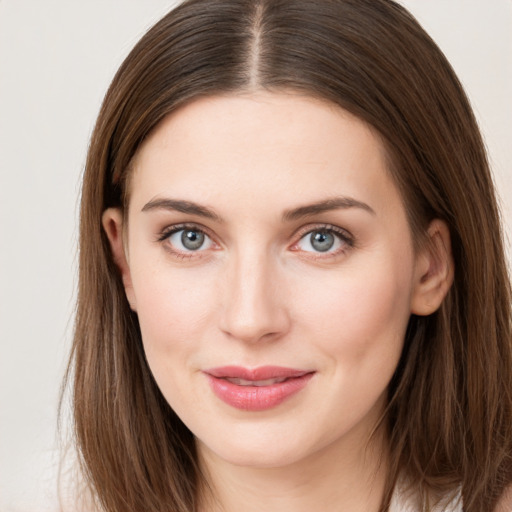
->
xmin=293 ymin=223 xmax=354 ymax=241
xmin=158 ymin=222 xmax=215 ymax=241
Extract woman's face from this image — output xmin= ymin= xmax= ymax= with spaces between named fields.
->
xmin=105 ymin=92 xmax=439 ymax=470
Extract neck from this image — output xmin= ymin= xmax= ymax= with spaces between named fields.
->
xmin=197 ymin=422 xmax=389 ymax=512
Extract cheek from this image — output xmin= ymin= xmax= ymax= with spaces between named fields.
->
xmin=130 ymin=264 xmax=220 ymax=413
xmin=294 ymin=258 xmax=414 ymax=363
xmin=130 ymin=260 xmax=219 ymax=356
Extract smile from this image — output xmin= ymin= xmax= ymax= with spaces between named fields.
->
xmin=203 ymin=366 xmax=315 ymax=411
xmin=224 ymin=377 xmax=288 ymax=386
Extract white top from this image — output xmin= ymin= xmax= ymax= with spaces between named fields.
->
xmin=389 ymin=482 xmax=462 ymax=512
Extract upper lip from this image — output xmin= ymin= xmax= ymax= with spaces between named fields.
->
xmin=204 ymin=366 xmax=312 ymax=380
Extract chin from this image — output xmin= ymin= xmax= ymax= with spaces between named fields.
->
xmin=197 ymin=427 xmax=312 ymax=469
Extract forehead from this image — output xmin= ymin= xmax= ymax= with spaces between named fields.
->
xmin=128 ymin=92 xmax=404 ymax=221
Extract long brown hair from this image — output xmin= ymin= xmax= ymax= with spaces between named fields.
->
xmin=65 ymin=0 xmax=512 ymax=510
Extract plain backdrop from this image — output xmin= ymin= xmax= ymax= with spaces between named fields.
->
xmin=0 ymin=1 xmax=511 ymax=510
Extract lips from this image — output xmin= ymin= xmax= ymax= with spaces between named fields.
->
xmin=204 ymin=366 xmax=315 ymax=411
xmin=224 ymin=376 xmax=288 ymax=386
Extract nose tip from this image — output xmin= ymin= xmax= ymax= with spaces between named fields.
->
xmin=222 ymin=319 xmax=284 ymax=344
xmin=219 ymin=259 xmax=290 ymax=344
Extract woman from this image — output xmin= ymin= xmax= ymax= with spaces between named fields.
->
xmin=66 ymin=0 xmax=512 ymax=510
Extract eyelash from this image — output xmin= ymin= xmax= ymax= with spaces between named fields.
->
xmin=157 ymin=223 xmax=355 ymax=259
xmin=291 ymin=224 xmax=355 ymax=258
xmin=157 ymin=223 xmax=217 ymax=259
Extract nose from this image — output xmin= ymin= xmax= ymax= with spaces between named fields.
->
xmin=218 ymin=250 xmax=291 ymax=344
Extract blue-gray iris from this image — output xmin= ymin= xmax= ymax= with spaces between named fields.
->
xmin=311 ymin=231 xmax=335 ymax=252
xmin=182 ymin=230 xmax=205 ymax=250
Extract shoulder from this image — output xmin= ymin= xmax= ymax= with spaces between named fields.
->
xmin=495 ymin=485 xmax=512 ymax=512
xmin=389 ymin=479 xmax=462 ymax=512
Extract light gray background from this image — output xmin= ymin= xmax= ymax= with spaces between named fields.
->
xmin=0 ymin=1 xmax=511 ymax=510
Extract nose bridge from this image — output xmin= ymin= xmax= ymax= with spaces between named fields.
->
xmin=219 ymin=244 xmax=289 ymax=343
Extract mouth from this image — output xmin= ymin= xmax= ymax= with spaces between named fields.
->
xmin=203 ymin=366 xmax=315 ymax=411
xmin=223 ymin=376 xmax=289 ymax=386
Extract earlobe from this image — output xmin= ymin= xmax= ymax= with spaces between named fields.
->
xmin=102 ymin=208 xmax=137 ymax=311
xmin=411 ymin=219 xmax=454 ymax=316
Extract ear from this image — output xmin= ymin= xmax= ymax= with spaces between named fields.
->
xmin=411 ymin=219 xmax=454 ymax=316
xmin=102 ymin=208 xmax=137 ymax=311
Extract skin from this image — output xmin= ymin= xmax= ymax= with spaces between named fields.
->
xmin=103 ymin=92 xmax=453 ymax=512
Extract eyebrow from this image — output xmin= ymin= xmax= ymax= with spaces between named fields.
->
xmin=141 ymin=198 xmax=223 ymax=222
xmin=141 ymin=195 xmax=375 ymax=222
xmin=282 ymin=197 xmax=375 ymax=221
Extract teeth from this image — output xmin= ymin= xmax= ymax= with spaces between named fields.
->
xmin=225 ymin=377 xmax=288 ymax=387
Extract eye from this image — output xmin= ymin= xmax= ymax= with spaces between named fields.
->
xmin=294 ymin=227 xmax=352 ymax=255
xmin=162 ymin=227 xmax=215 ymax=253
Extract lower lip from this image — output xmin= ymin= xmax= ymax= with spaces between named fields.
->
xmin=205 ymin=373 xmax=314 ymax=411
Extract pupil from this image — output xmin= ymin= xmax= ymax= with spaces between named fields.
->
xmin=311 ymin=231 xmax=334 ymax=252
xmin=181 ymin=230 xmax=205 ymax=250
